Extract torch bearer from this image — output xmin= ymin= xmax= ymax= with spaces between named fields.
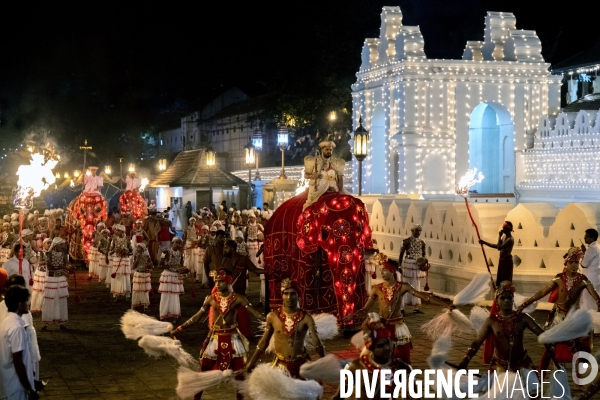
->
xmin=455 ymin=168 xmax=496 ymax=291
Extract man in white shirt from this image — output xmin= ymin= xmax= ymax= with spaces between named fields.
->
xmin=170 ymin=199 xmax=181 ymax=231
xmin=0 ymin=275 xmax=41 ymax=384
xmin=581 ymin=228 xmax=600 ymax=311
xmin=0 ymin=285 xmax=38 ymax=400
xmin=83 ymin=166 xmax=103 ymax=194
xmin=124 ymin=171 xmax=141 ymax=191
xmin=2 ymin=245 xmax=32 ymax=292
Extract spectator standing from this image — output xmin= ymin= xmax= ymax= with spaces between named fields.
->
xmin=0 ymin=285 xmax=38 ymax=399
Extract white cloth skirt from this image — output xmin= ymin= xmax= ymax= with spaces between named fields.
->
xmin=184 ymin=241 xmax=196 ymax=270
xmin=88 ymin=246 xmax=100 ymax=276
xmin=97 ymin=254 xmax=110 ymax=283
xmin=110 ymin=255 xmax=131 ymax=296
xmin=132 ymin=271 xmax=151 ymax=307
xmin=247 ymin=241 xmax=260 ymax=266
xmin=402 ymin=259 xmax=424 ymax=306
xmin=30 ymin=269 xmax=47 ymax=313
xmin=391 ymin=321 xmax=412 ymax=345
xmin=42 ymin=275 xmax=68 ymax=324
xmin=159 ymin=270 xmax=183 ymax=319
xmin=195 ymin=248 xmax=206 ymax=282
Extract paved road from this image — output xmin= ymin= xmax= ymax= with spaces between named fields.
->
xmin=34 ymin=270 xmax=596 ymax=399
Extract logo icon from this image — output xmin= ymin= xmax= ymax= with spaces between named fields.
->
xmin=572 ymin=351 xmax=599 ymax=385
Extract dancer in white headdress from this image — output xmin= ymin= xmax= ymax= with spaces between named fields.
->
xmin=31 ymin=238 xmax=52 ymax=314
xmin=131 ymin=243 xmax=153 ymax=311
xmin=87 ymin=222 xmax=105 ymax=281
xmin=97 ymin=229 xmax=112 ymax=288
xmin=159 ymin=237 xmax=186 ymax=322
xmin=41 ymin=237 xmax=70 ymax=331
xmin=109 ymin=224 xmax=132 ymax=301
xmin=182 ymin=217 xmax=198 ymax=274
xmin=399 ymin=224 xmax=427 ymax=313
xmin=196 ymin=225 xmax=210 ymax=286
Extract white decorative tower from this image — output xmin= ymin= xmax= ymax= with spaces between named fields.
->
xmin=351 ymin=8 xmax=562 ymax=198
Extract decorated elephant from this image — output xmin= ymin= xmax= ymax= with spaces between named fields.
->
xmin=263 ymin=190 xmax=372 ymax=326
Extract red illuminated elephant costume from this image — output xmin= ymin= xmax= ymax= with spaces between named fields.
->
xmin=119 ymin=190 xmax=147 ymax=221
xmin=67 ymin=193 xmax=107 ymax=261
xmin=263 ymin=190 xmax=372 ymax=325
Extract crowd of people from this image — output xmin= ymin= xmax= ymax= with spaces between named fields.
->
xmin=0 ymin=140 xmax=600 ymax=398
xmin=0 ymin=200 xmax=277 ymax=398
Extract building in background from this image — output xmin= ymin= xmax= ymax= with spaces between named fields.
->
xmin=157 ymin=88 xmax=280 ymax=173
xmin=551 ymin=38 xmax=600 ymax=106
xmin=148 ymin=148 xmax=250 ymax=219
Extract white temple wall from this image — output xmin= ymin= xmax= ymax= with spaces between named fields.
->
xmin=363 ymin=196 xmax=599 ymax=297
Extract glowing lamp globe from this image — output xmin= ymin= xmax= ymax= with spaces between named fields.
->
xmin=277 ymin=125 xmax=289 ymax=148
xmin=353 ymin=117 xmax=369 ymax=162
xmin=206 ymin=143 xmax=216 ymax=167
xmin=244 ymin=140 xmax=255 ymax=166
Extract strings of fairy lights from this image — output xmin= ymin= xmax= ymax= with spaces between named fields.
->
xmin=351 ymin=9 xmax=566 ymax=196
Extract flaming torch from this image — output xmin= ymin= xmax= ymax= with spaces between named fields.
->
xmin=13 ymin=152 xmax=59 ymax=278
xmin=139 ymin=178 xmax=149 ymax=192
xmin=455 ymin=168 xmax=495 ymax=291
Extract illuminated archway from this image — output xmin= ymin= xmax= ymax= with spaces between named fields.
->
xmin=468 ymin=102 xmax=514 ymax=193
xmin=367 ymin=104 xmax=387 ymax=194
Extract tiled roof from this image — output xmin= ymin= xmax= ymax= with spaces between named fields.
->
xmin=148 ymin=149 xmax=248 ymax=188
xmin=562 ymin=93 xmax=600 ymax=112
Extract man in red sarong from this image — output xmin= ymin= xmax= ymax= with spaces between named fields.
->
xmin=517 ymin=247 xmax=600 ymax=372
xmin=173 ymin=269 xmax=265 ymax=400
xmin=246 ymin=278 xmax=325 ymax=378
xmin=458 ymin=281 xmax=546 ymax=373
xmin=332 ymin=313 xmax=411 ymax=400
xmin=344 ymin=259 xmax=450 ymax=365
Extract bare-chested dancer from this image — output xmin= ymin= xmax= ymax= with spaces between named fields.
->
xmin=245 ymin=278 xmax=325 ymax=378
xmin=172 ymin=269 xmax=265 ymax=400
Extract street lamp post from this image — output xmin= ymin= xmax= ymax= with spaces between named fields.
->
xmin=329 ymin=111 xmax=337 ymax=133
xmin=118 ymin=157 xmax=123 ymax=190
xmin=244 ymin=139 xmax=255 ymax=208
xmin=277 ymin=124 xmax=289 ymax=179
xmin=353 ymin=117 xmax=369 ymax=196
xmin=206 ymin=143 xmax=216 ymax=208
xmin=252 ymin=126 xmax=262 ymax=181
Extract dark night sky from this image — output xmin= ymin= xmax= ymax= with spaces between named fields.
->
xmin=0 ymin=0 xmax=598 ymax=167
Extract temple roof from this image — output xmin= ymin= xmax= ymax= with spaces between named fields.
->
xmin=148 ymin=149 xmax=248 ymax=188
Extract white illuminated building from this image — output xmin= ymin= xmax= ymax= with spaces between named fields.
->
xmin=351 ymin=7 xmax=562 ymax=199
xmin=345 ymin=7 xmax=600 ymax=299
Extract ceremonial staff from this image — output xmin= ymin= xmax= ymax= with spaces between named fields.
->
xmin=455 ymin=169 xmax=496 ymax=291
